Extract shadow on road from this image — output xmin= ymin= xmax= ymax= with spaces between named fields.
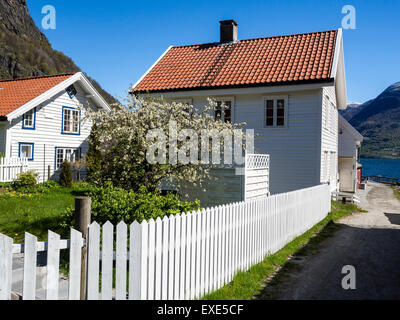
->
xmin=384 ymin=213 xmax=400 ymax=226
xmin=255 ymin=221 xmax=400 ymax=300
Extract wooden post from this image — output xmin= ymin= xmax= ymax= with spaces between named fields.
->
xmin=48 ymin=165 xmax=51 ymax=181
xmin=74 ymin=197 xmax=91 ymax=300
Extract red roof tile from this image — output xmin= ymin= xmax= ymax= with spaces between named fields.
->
xmin=0 ymin=73 xmax=74 ymax=116
xmin=134 ymin=30 xmax=338 ymax=93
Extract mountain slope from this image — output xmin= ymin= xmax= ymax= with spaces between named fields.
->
xmin=0 ymin=0 xmax=116 ymax=104
xmin=341 ymin=82 xmax=400 ymax=158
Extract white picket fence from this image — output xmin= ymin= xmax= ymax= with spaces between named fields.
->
xmin=0 ymin=184 xmax=331 ymax=300
xmin=0 ymin=158 xmax=28 ymax=182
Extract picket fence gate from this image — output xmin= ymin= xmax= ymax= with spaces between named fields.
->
xmin=0 ymin=184 xmax=331 ymax=300
xmin=0 ymin=158 xmax=28 ymax=182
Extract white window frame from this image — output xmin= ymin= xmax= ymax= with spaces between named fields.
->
xmin=263 ymin=95 xmax=289 ymax=128
xmin=22 ymin=108 xmax=36 ymax=129
xmin=19 ymin=143 xmax=34 ymax=161
xmin=55 ymin=147 xmax=80 ymax=170
xmin=213 ymin=96 xmax=235 ymax=124
xmin=62 ymin=107 xmax=80 ymax=135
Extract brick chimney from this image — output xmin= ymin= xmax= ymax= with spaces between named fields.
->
xmin=220 ymin=20 xmax=238 ymax=43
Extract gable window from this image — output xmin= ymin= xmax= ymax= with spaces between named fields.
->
xmin=66 ymin=85 xmax=77 ymax=99
xmin=22 ymin=108 xmax=36 ymax=130
xmin=214 ymin=99 xmax=233 ymax=123
xmin=264 ymin=96 xmax=288 ymax=127
xmin=62 ymin=107 xmax=80 ymax=135
xmin=19 ymin=143 xmax=34 ymax=161
xmin=55 ymin=147 xmax=80 ymax=170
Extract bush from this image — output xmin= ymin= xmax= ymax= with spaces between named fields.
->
xmin=62 ymin=182 xmax=200 ymax=228
xmin=12 ymin=171 xmax=38 ymax=190
xmin=59 ymin=161 xmax=73 ymax=187
xmin=86 ymin=123 xmax=102 ymax=184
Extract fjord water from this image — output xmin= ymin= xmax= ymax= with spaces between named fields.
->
xmin=361 ymin=158 xmax=400 ymax=179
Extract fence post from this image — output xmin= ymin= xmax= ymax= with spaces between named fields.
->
xmin=48 ymin=165 xmax=51 ymax=181
xmin=74 ymin=196 xmax=91 ymax=300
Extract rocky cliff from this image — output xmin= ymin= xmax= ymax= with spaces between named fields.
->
xmin=0 ymin=0 xmax=116 ymax=104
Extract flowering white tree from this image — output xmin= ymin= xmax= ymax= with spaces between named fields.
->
xmin=86 ymin=95 xmax=252 ymax=192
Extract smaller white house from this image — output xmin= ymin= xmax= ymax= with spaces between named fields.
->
xmin=338 ymin=114 xmax=363 ymax=194
xmin=0 ymin=72 xmax=110 ymax=182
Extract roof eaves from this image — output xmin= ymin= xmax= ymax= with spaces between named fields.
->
xmin=133 ymin=78 xmax=335 ymax=94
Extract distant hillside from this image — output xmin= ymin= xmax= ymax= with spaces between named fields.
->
xmin=341 ymin=83 xmax=400 ymax=158
xmin=0 ymin=0 xmax=117 ymax=104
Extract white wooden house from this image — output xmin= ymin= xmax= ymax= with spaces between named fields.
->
xmin=0 ymin=72 xmax=110 ymax=182
xmin=338 ymin=114 xmax=363 ymax=194
xmin=132 ymin=20 xmax=348 ymax=202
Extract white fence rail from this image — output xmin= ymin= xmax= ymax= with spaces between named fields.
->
xmin=0 ymin=158 xmax=28 ymax=182
xmin=0 ymin=184 xmax=331 ymax=300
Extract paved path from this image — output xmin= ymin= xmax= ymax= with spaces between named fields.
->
xmin=257 ymin=182 xmax=400 ymax=300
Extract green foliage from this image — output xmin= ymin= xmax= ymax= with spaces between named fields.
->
xmin=12 ymin=170 xmax=38 ymax=190
xmin=59 ymin=161 xmax=73 ymax=187
xmin=86 ymin=123 xmax=102 ymax=184
xmin=62 ymin=182 xmax=200 ymax=227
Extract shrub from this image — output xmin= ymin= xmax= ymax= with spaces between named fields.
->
xmin=86 ymin=123 xmax=102 ymax=184
xmin=59 ymin=161 xmax=73 ymax=187
xmin=62 ymin=182 xmax=200 ymax=228
xmin=12 ymin=170 xmax=38 ymax=190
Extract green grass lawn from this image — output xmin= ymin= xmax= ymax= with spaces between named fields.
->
xmin=202 ymin=201 xmax=362 ymax=300
xmin=0 ymin=187 xmax=75 ymax=243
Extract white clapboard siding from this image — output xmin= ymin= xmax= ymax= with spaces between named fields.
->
xmin=7 ymin=87 xmax=96 ymax=183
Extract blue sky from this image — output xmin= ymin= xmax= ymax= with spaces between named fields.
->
xmin=27 ymin=0 xmax=399 ymax=104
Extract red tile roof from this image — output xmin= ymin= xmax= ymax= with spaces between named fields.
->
xmin=133 ymin=30 xmax=338 ymax=93
xmin=0 ymin=73 xmax=74 ymax=116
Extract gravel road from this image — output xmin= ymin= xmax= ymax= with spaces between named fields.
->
xmin=257 ymin=182 xmax=400 ymax=300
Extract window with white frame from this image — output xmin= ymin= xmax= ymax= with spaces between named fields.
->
xmin=55 ymin=147 xmax=80 ymax=170
xmin=264 ymin=97 xmax=288 ymax=127
xmin=19 ymin=143 xmax=34 ymax=161
xmin=214 ymin=99 xmax=233 ymax=123
xmin=62 ymin=107 xmax=80 ymax=134
xmin=22 ymin=108 xmax=35 ymax=129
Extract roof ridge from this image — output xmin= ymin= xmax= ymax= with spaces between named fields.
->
xmin=0 ymin=73 xmax=75 ymax=83
xmin=171 ymin=29 xmax=338 ymax=49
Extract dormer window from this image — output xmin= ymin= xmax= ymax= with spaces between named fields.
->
xmin=22 ymin=108 xmax=36 ymax=130
xmin=66 ymin=85 xmax=77 ymax=99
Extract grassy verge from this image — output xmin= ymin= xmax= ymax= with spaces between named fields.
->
xmin=202 ymin=201 xmax=361 ymax=300
xmin=392 ymin=186 xmax=400 ymax=202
